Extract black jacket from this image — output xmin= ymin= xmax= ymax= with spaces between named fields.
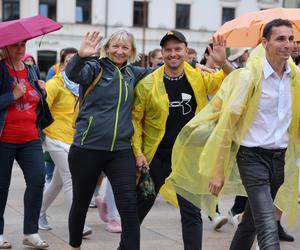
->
xmin=66 ymin=54 xmax=151 ymax=151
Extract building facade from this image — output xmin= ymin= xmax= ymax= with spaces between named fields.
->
xmin=0 ymin=0 xmax=286 ymax=77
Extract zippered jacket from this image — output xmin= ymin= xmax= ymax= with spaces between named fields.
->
xmin=66 ymin=54 xmax=150 ymax=151
xmin=0 ymin=60 xmax=49 ymax=139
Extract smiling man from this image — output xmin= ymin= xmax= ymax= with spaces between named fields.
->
xmin=129 ymin=30 xmax=233 ymax=250
xmin=226 ymin=18 xmax=296 ymax=250
xmin=165 ymin=19 xmax=300 ymax=250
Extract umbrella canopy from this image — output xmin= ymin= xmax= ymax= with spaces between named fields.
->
xmin=0 ymin=15 xmax=62 ymax=48
xmin=214 ymin=8 xmax=300 ymax=48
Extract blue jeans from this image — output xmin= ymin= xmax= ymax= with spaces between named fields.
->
xmin=230 ymin=146 xmax=285 ymax=250
xmin=45 ymin=160 xmax=55 ymax=183
xmin=0 ymin=140 xmax=45 ymax=234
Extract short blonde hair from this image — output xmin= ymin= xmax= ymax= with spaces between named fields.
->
xmin=100 ymin=29 xmax=140 ymax=64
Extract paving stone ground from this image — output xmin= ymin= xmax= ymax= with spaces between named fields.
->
xmin=3 ymin=165 xmax=299 ymax=249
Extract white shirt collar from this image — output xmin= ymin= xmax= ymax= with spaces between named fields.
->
xmin=263 ymin=57 xmax=291 ymax=80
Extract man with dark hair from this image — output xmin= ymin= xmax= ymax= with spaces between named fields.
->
xmin=228 ymin=19 xmax=297 ymax=250
xmin=166 ymin=18 xmax=299 ymax=250
xmin=128 ymin=30 xmax=233 ymax=249
xmin=262 ymin=18 xmax=292 ymax=40
xmin=187 ymin=47 xmax=198 ymax=62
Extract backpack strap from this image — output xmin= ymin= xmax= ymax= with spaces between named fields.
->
xmin=73 ymin=69 xmax=103 ymax=128
xmin=81 ymin=68 xmax=103 ymax=105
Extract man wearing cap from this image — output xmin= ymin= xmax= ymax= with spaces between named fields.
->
xmin=228 ymin=48 xmax=250 ymax=69
xmin=129 ymin=30 xmax=233 ymax=249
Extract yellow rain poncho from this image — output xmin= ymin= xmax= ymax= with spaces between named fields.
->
xmin=165 ymin=45 xmax=300 ymax=226
xmin=132 ymin=62 xmax=225 ymax=206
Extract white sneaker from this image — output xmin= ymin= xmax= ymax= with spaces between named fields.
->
xmin=38 ymin=213 xmax=52 ymax=231
xmin=83 ymin=225 xmax=93 ymax=237
xmin=228 ymin=210 xmax=241 ymax=229
xmin=213 ymin=213 xmax=228 ymax=231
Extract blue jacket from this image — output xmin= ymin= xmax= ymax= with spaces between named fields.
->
xmin=0 ymin=60 xmax=52 ymax=140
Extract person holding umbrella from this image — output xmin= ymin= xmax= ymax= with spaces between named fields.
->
xmin=0 ymin=15 xmax=62 ymax=249
xmin=0 ymin=40 xmax=51 ymax=249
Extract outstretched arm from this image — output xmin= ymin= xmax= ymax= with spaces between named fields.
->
xmin=209 ymin=35 xmax=234 ymax=75
xmin=66 ymin=31 xmax=103 ymax=85
xmin=78 ymin=31 xmax=103 ymax=58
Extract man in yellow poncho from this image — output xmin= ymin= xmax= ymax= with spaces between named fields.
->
xmin=166 ymin=19 xmax=300 ymax=250
xmin=131 ymin=30 xmax=233 ymax=250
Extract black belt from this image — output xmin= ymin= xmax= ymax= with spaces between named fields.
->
xmin=239 ymin=145 xmax=287 ymax=157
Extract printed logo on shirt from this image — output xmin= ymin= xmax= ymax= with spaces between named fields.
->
xmin=169 ymin=93 xmax=192 ymax=115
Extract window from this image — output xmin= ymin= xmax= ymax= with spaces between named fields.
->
xmin=2 ymin=0 xmax=20 ymax=21
xmin=76 ymin=0 xmax=91 ymax=24
xmin=37 ymin=50 xmax=57 ymax=80
xmin=176 ymin=4 xmax=190 ymax=29
xmin=222 ymin=7 xmax=235 ymax=24
xmin=39 ymin=0 xmax=57 ymax=21
xmin=133 ymin=1 xmax=148 ymax=27
xmin=288 ymin=0 xmax=300 ymax=7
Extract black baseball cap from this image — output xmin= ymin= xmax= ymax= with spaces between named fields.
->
xmin=160 ymin=30 xmax=188 ymax=47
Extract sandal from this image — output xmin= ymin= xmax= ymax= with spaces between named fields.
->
xmin=0 ymin=235 xmax=11 ymax=249
xmin=22 ymin=234 xmax=48 ymax=249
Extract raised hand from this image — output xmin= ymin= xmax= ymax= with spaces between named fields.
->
xmin=209 ymin=35 xmax=234 ymax=75
xmin=78 ymin=31 xmax=103 ymax=58
xmin=208 ymin=35 xmax=227 ymax=65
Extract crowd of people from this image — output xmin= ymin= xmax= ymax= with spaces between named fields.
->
xmin=0 ymin=17 xmax=300 ymax=250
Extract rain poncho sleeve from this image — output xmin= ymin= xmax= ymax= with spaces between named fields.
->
xmin=131 ymin=74 xmax=153 ymax=158
xmin=131 ymin=63 xmax=226 ymax=207
xmin=201 ymin=69 xmax=226 ymax=96
xmin=165 ymin=45 xmax=300 ymax=226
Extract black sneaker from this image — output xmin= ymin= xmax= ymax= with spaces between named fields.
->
xmin=278 ymin=221 xmax=294 ymax=242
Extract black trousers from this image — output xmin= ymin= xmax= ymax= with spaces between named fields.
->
xmin=231 ymin=195 xmax=248 ymax=215
xmin=68 ymin=145 xmax=139 ymax=249
xmin=230 ymin=146 xmax=286 ymax=250
xmin=137 ymin=156 xmax=203 ymax=250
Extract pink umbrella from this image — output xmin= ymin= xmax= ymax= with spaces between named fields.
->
xmin=0 ymin=15 xmax=62 ymax=48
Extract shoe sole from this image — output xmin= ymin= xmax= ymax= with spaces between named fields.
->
xmin=0 ymin=243 xmax=12 ymax=249
xmin=82 ymin=229 xmax=93 ymax=237
xmin=214 ymin=218 xmax=228 ymax=230
xmin=22 ymin=239 xmax=48 ymax=249
xmin=105 ymin=228 xmax=122 ymax=233
xmin=38 ymin=225 xmax=52 ymax=231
